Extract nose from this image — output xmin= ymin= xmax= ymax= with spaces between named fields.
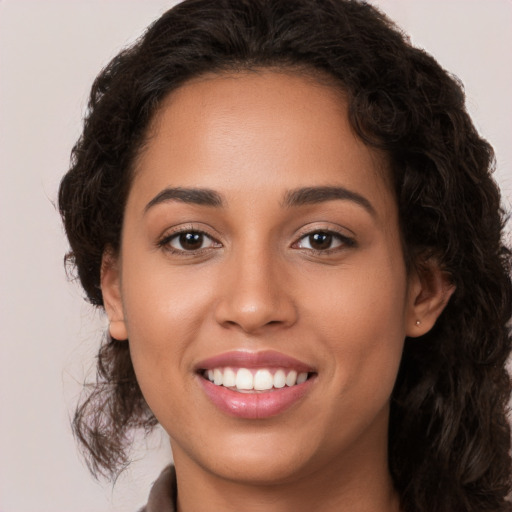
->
xmin=214 ymin=247 xmax=298 ymax=334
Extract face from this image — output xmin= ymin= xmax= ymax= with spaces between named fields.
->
xmin=103 ymin=71 xmax=444 ymax=487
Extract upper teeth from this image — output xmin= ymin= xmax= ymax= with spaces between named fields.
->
xmin=205 ymin=367 xmax=309 ymax=391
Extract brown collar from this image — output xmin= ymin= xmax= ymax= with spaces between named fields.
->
xmin=141 ymin=465 xmax=177 ymax=512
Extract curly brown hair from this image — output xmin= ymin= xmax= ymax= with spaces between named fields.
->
xmin=58 ymin=0 xmax=512 ymax=510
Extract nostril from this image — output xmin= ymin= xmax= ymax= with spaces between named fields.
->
xmin=213 ymin=287 xmax=298 ymax=333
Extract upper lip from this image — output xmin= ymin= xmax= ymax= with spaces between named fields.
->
xmin=195 ymin=350 xmax=315 ymax=373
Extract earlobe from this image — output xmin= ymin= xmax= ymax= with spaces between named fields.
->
xmin=101 ymin=248 xmax=128 ymax=341
xmin=406 ymin=260 xmax=455 ymax=338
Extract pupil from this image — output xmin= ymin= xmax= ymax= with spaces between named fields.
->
xmin=310 ymin=232 xmax=332 ymax=250
xmin=180 ymin=232 xmax=203 ymax=250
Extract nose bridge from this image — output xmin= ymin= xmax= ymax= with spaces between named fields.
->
xmin=214 ymin=240 xmax=296 ymax=333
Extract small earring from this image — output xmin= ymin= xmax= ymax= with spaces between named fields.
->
xmin=415 ymin=320 xmax=421 ymax=326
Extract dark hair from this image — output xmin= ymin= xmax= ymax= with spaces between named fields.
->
xmin=58 ymin=0 xmax=512 ymax=510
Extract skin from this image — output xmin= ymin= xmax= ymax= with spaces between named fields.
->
xmin=102 ymin=71 xmax=453 ymax=512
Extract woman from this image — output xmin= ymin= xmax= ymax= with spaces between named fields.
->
xmin=58 ymin=0 xmax=512 ymax=510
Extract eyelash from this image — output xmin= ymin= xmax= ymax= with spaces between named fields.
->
xmin=158 ymin=228 xmax=355 ymax=255
xmin=158 ymin=228 xmax=221 ymax=255
xmin=292 ymin=230 xmax=356 ymax=254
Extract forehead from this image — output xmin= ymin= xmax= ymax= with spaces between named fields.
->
xmin=130 ymin=70 xmax=393 ymax=212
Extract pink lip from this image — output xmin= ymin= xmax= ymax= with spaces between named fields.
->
xmin=195 ymin=350 xmax=315 ymax=372
xmin=196 ymin=350 xmax=316 ymax=419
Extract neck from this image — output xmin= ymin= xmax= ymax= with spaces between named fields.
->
xmin=176 ymin=464 xmax=399 ymax=512
xmin=171 ymin=420 xmax=400 ymax=512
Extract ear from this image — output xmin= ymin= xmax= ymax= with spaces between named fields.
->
xmin=101 ymin=248 xmax=128 ymax=341
xmin=405 ymin=259 xmax=455 ymax=338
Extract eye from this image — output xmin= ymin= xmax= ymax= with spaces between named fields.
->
xmin=160 ymin=230 xmax=221 ymax=253
xmin=294 ymin=231 xmax=354 ymax=252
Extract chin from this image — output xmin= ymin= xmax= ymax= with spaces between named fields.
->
xmin=171 ymin=421 xmax=333 ymax=486
xmin=206 ymin=451 xmax=314 ymax=486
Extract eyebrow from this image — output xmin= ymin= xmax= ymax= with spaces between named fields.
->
xmin=145 ymin=187 xmax=224 ymax=212
xmin=144 ymin=185 xmax=376 ymax=217
xmin=282 ymin=186 xmax=376 ymax=217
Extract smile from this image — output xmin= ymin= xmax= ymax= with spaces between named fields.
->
xmin=196 ymin=351 xmax=316 ymax=418
xmin=203 ymin=367 xmax=310 ymax=392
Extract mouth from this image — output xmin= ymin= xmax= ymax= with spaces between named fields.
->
xmin=195 ymin=351 xmax=317 ymax=419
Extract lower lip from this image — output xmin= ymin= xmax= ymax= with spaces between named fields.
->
xmin=198 ymin=376 xmax=315 ymax=419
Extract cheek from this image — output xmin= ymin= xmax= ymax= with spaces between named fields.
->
xmin=119 ymin=254 xmax=218 ymax=397
xmin=304 ymin=255 xmax=408 ymax=397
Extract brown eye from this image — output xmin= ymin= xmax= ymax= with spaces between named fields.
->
xmin=178 ymin=232 xmax=204 ymax=250
xmin=295 ymin=230 xmax=352 ymax=252
xmin=166 ymin=231 xmax=219 ymax=252
xmin=308 ymin=232 xmax=333 ymax=250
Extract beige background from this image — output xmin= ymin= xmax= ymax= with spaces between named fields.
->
xmin=1 ymin=1 xmax=511 ymax=511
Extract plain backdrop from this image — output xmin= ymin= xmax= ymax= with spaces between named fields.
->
xmin=1 ymin=1 xmax=511 ymax=511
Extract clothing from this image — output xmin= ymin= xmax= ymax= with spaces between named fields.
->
xmin=139 ymin=465 xmax=177 ymax=512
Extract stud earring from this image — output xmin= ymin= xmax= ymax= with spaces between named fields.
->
xmin=415 ymin=320 xmax=421 ymax=326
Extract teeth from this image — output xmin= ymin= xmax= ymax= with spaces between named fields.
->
xmin=285 ymin=370 xmax=297 ymax=386
xmin=235 ymin=368 xmax=253 ymax=390
xmin=254 ymin=369 xmax=274 ymax=390
xmin=223 ymin=367 xmax=236 ymax=387
xmin=204 ymin=367 xmax=310 ymax=391
xmin=297 ymin=372 xmax=308 ymax=384
xmin=273 ymin=369 xmax=286 ymax=388
xmin=213 ymin=368 xmax=223 ymax=385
